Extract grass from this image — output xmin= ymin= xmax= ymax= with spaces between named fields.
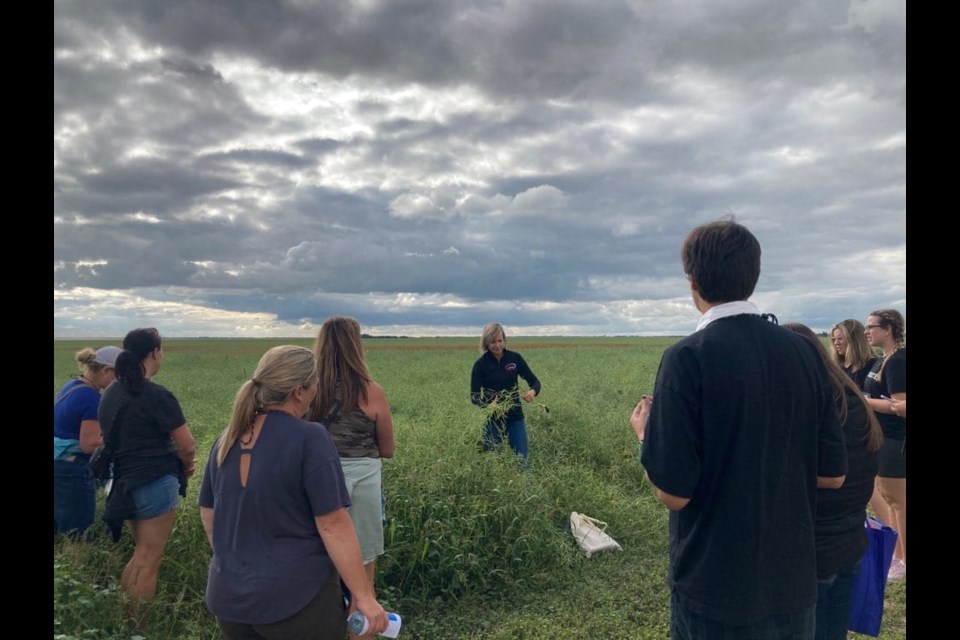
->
xmin=53 ymin=337 xmax=906 ymax=639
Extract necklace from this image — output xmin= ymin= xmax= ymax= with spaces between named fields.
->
xmin=241 ymin=408 xmax=296 ymax=446
xmin=239 ymin=423 xmax=255 ymax=446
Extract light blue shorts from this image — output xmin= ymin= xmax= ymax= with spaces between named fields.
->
xmin=340 ymin=458 xmax=384 ymax=564
xmin=131 ymin=474 xmax=180 ymax=520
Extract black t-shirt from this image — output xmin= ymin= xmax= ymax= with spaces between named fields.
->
xmin=470 ymin=349 xmax=541 ymax=423
xmin=641 ymin=314 xmax=847 ymax=625
xmin=99 ymin=379 xmax=187 ymax=487
xmin=844 ymin=356 xmax=878 ymax=391
xmin=816 ymin=388 xmax=879 ymax=577
xmin=863 ymin=349 xmax=906 ymax=440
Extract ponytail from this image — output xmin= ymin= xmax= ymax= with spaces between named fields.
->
xmin=117 ymin=327 xmax=162 ymax=396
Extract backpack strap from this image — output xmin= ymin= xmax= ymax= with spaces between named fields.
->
xmin=54 ymin=379 xmax=97 ymax=407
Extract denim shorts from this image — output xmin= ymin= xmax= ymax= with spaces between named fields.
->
xmin=131 ymin=474 xmax=180 ymax=520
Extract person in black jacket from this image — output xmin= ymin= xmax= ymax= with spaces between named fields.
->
xmin=470 ymin=322 xmax=541 ymax=467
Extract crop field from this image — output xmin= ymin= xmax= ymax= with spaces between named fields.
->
xmin=53 ymin=337 xmax=906 ymax=639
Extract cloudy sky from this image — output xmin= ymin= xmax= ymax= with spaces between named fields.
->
xmin=54 ymin=0 xmax=905 ymax=338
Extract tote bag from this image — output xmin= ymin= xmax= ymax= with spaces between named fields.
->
xmin=569 ymin=511 xmax=623 ymax=558
xmin=847 ymin=516 xmax=898 ymax=637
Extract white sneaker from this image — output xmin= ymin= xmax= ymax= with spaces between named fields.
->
xmin=887 ymin=559 xmax=906 ymax=581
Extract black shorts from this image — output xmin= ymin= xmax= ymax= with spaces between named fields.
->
xmin=877 ymin=437 xmax=906 ymax=479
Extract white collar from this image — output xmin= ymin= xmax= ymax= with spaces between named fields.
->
xmin=696 ymin=300 xmax=761 ymax=332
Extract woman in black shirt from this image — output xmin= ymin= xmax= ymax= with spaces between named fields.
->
xmin=784 ymin=323 xmax=881 ymax=640
xmin=470 ymin=322 xmax=541 ymax=467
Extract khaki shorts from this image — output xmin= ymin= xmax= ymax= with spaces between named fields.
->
xmin=340 ymin=457 xmax=384 ymax=563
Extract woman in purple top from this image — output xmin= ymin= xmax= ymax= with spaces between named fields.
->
xmin=199 ymin=345 xmax=387 ymax=640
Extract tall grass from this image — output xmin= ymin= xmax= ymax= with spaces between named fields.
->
xmin=53 ymin=337 xmax=906 ymax=639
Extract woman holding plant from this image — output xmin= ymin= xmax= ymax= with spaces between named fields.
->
xmin=470 ymin=322 xmax=542 ymax=467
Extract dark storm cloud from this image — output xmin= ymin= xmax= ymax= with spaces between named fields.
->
xmin=54 ymin=0 xmax=905 ymax=336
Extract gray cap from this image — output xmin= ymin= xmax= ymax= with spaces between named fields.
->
xmin=94 ymin=346 xmax=122 ymax=367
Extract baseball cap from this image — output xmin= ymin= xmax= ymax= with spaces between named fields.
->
xmin=94 ymin=346 xmax=122 ymax=367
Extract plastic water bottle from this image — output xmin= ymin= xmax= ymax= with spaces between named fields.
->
xmin=347 ymin=610 xmax=402 ymax=638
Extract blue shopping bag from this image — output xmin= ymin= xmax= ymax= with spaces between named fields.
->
xmin=847 ymin=516 xmax=898 ymax=637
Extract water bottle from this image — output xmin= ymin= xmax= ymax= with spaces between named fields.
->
xmin=347 ymin=610 xmax=402 ymax=638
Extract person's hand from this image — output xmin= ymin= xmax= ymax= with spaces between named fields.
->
xmin=183 ymin=458 xmax=197 ymax=478
xmin=522 ymin=389 xmax=536 ymax=403
xmin=890 ymin=399 xmax=906 ymax=418
xmin=353 ymin=595 xmax=387 ymax=637
xmin=630 ymin=395 xmax=653 ymax=441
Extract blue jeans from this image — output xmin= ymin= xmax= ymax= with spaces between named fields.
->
xmin=815 ymin=560 xmax=861 ymax=640
xmin=671 ymin=591 xmax=816 ymax=640
xmin=53 ymin=458 xmax=97 ymax=539
xmin=483 ymin=417 xmax=529 ymax=467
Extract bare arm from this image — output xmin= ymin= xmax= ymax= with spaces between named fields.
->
xmin=170 ymin=424 xmax=197 ymax=478
xmin=78 ymin=420 xmax=104 ymax=454
xmin=630 ymin=396 xmax=691 ymax=510
xmin=865 ymin=391 xmax=906 ymax=415
xmin=363 ymin=382 xmax=395 ymax=459
xmin=630 ymin=396 xmax=652 ymax=442
xmin=315 ymin=508 xmax=387 ymax=635
xmin=890 ymin=398 xmax=906 ymax=418
xmin=646 ymin=475 xmax=691 ymax=511
xmin=200 ymin=506 xmax=214 ymax=547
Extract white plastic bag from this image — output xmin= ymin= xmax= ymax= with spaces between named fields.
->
xmin=569 ymin=511 xmax=623 ymax=558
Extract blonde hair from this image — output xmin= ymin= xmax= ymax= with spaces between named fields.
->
xmin=480 ymin=322 xmax=505 ymax=353
xmin=310 ymin=316 xmax=372 ymax=420
xmin=830 ymin=319 xmax=875 ymax=372
xmin=784 ymin=323 xmax=882 ymax=452
xmin=75 ymin=348 xmax=108 ymax=376
xmin=217 ymin=345 xmax=318 ymax=466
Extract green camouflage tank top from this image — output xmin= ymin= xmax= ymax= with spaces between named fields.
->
xmin=328 ymin=408 xmax=379 ymax=458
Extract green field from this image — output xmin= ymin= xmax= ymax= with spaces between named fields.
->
xmin=53 ymin=337 xmax=906 ymax=639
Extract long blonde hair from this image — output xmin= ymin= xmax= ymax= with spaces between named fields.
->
xmin=217 ymin=345 xmax=318 ymax=465
xmin=310 ymin=316 xmax=372 ymax=420
xmin=784 ymin=323 xmax=882 ymax=452
xmin=830 ymin=319 xmax=875 ymax=372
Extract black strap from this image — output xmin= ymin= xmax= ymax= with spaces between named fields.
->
xmin=103 ymin=399 xmax=129 ymax=452
xmin=320 ymin=378 xmax=343 ymax=426
xmin=761 ymin=313 xmax=779 ymax=325
xmin=323 ymin=398 xmax=342 ymax=425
